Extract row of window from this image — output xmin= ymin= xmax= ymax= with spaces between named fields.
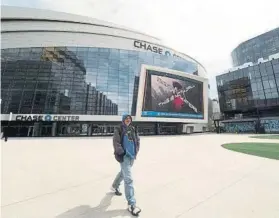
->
xmin=2 ymin=47 xmax=183 ymax=61
xmin=2 ymin=90 xmax=135 ymax=101
xmin=218 ymin=66 xmax=279 ymax=84
xmin=220 ymin=87 xmax=279 ymax=100
xmin=232 ymin=28 xmax=279 ymax=66
xmin=1 ymin=46 xmax=197 ymax=115
xmin=219 ymin=77 xmax=279 ymax=92
xmin=220 ymin=98 xmax=279 ymax=111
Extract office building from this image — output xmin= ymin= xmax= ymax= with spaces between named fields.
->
xmin=232 ymin=27 xmax=279 ymax=67
xmin=217 ymin=28 xmax=279 ymax=133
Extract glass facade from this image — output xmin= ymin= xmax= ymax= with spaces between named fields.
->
xmin=1 ymin=47 xmax=198 ymax=117
xmin=231 ymin=27 xmax=279 ymax=67
xmin=216 ymin=58 xmax=279 ymax=117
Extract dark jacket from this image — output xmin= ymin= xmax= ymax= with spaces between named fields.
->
xmin=113 ymin=125 xmax=140 ymax=162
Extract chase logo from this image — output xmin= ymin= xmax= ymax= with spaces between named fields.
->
xmin=44 ymin=115 xmax=52 ymax=121
xmin=164 ymin=51 xmax=171 ymax=56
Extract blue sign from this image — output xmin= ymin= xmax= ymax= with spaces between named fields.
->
xmin=164 ymin=51 xmax=172 ymax=56
xmin=44 ymin=114 xmax=52 ymax=121
xmin=142 ymin=111 xmax=204 ymax=119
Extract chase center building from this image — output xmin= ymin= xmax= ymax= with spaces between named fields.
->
xmin=1 ymin=6 xmax=208 ymax=137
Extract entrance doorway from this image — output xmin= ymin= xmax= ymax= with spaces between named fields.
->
xmin=91 ymin=124 xmax=116 ymax=136
xmin=57 ymin=123 xmax=82 ymax=136
xmin=27 ymin=126 xmax=33 ymax=137
xmin=1 ymin=121 xmax=52 ymax=137
xmin=41 ymin=125 xmax=52 ymax=137
xmin=160 ymin=126 xmax=177 ymax=135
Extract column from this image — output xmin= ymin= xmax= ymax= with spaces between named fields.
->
xmin=88 ymin=124 xmax=92 ymax=136
xmin=52 ymin=122 xmax=57 ymax=137
xmin=33 ymin=122 xmax=41 ymax=137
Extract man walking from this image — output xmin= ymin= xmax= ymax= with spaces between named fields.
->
xmin=111 ymin=114 xmax=141 ymax=216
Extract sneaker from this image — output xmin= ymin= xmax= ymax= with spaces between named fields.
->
xmin=110 ymin=187 xmax=122 ymax=196
xmin=128 ymin=205 xmax=141 ymax=216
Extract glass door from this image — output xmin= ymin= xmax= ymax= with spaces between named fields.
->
xmin=138 ymin=125 xmax=156 ymax=135
xmin=41 ymin=125 xmax=52 ymax=137
xmin=27 ymin=126 xmax=34 ymax=137
xmin=91 ymin=125 xmax=117 ymax=136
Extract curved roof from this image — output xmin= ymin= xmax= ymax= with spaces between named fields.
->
xmin=1 ymin=5 xmax=161 ymax=42
xmin=233 ymin=27 xmax=279 ymax=51
xmin=1 ymin=6 xmax=206 ymax=74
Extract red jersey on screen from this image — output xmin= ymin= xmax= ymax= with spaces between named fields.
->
xmin=173 ymin=96 xmax=184 ymax=111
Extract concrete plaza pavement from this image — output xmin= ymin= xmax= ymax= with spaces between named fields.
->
xmin=1 ymin=134 xmax=279 ymax=218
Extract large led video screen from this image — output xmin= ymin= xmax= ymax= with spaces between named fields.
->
xmin=141 ymin=70 xmax=204 ymax=119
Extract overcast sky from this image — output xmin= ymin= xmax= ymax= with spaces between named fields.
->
xmin=3 ymin=0 xmax=279 ymax=98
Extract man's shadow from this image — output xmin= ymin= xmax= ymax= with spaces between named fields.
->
xmin=56 ymin=193 xmax=134 ymax=218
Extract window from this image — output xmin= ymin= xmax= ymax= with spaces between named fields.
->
xmin=109 ymin=49 xmax=120 ymax=59
xmin=263 ymin=80 xmax=270 ymax=89
xmin=265 ymin=92 xmax=272 ymax=99
xmin=109 ymin=60 xmax=119 ymax=69
xmin=86 ymin=75 xmax=97 ymax=84
xmin=1 ymin=46 xmax=203 ymax=116
xmin=120 ymin=50 xmax=129 ymax=59
xmin=257 ymin=82 xmax=263 ymax=90
xmin=107 ymin=79 xmax=118 ymax=86
xmin=273 ymin=64 xmax=279 ymax=74
xmin=272 ymin=92 xmax=278 ymax=98
xmin=266 ymin=66 xmax=273 ymax=75
xmin=269 ymin=80 xmax=276 ymax=88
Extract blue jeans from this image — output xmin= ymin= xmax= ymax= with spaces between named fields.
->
xmin=112 ymin=155 xmax=136 ymax=206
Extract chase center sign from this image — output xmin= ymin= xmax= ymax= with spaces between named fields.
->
xmin=15 ymin=114 xmax=79 ymax=122
xmin=133 ymin=40 xmax=182 ymax=59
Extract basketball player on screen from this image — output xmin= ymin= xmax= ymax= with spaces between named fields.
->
xmin=158 ymin=81 xmax=198 ymax=113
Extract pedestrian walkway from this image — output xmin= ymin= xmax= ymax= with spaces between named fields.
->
xmin=1 ymin=134 xmax=279 ymax=218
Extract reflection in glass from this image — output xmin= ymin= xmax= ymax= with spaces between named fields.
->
xmin=217 ymin=60 xmax=279 ymax=112
xmin=1 ymin=46 xmax=198 ymax=116
xmin=232 ymin=27 xmax=279 ymax=66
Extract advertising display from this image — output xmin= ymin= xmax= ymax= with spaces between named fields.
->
xmin=141 ymin=69 xmax=204 ymax=119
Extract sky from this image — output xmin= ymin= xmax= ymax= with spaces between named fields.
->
xmin=2 ymin=0 xmax=279 ymax=98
